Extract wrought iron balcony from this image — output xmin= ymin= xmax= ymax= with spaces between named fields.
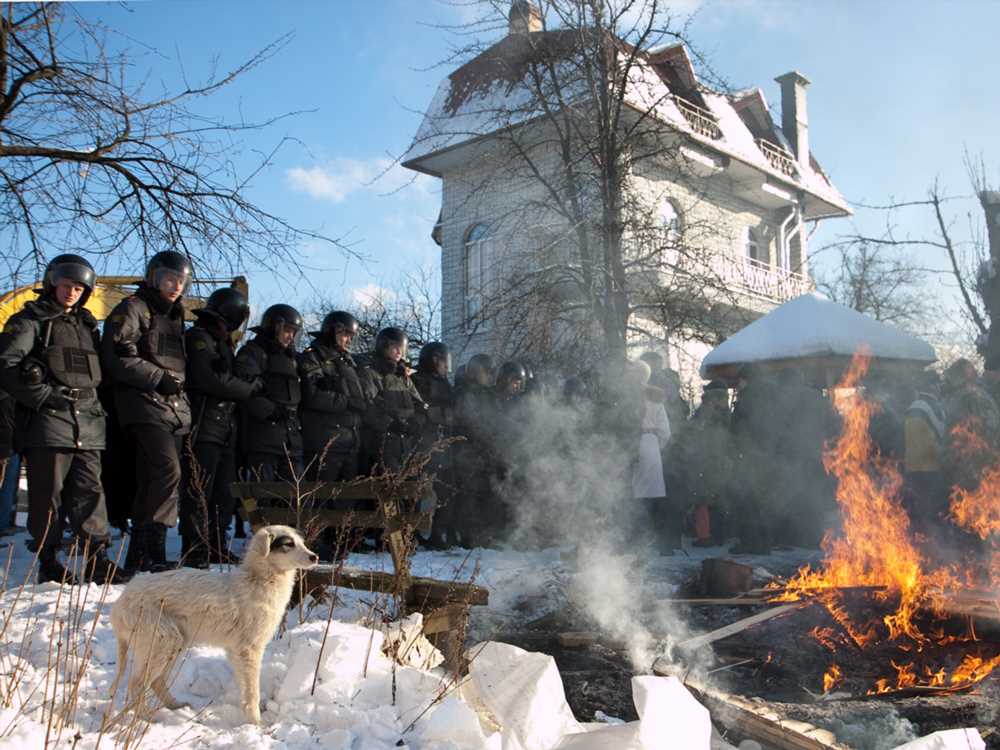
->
xmin=672 ymin=95 xmax=722 ymax=140
xmin=757 ymin=138 xmax=797 ymax=178
xmin=713 ymin=255 xmax=812 ymax=304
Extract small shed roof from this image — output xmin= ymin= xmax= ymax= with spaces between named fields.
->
xmin=700 ymin=293 xmax=937 ymax=383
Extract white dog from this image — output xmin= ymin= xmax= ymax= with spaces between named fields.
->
xmin=110 ymin=525 xmax=318 ymax=724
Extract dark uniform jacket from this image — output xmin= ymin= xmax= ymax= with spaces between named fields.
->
xmin=298 ymin=340 xmax=375 ymax=455
xmin=234 ymin=334 xmax=303 ymax=457
xmin=411 ymin=369 xmax=455 ymax=467
xmin=185 ymin=319 xmax=256 ymax=447
xmin=0 ymin=296 xmax=106 ymax=451
xmin=363 ymin=356 xmax=427 ymax=469
xmin=101 ymin=284 xmax=191 ymax=433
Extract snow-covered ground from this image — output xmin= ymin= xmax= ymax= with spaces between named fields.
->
xmin=0 ymin=525 xmax=974 ymax=750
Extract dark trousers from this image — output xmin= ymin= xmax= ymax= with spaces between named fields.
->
xmin=128 ymin=424 xmax=184 ymax=527
xmin=306 ymin=450 xmax=360 ymax=482
xmin=181 ymin=440 xmax=238 ymax=544
xmin=23 ymin=448 xmax=110 ymax=548
xmin=245 ymin=451 xmax=303 ymax=483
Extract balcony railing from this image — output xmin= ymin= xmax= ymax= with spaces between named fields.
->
xmin=757 ymin=138 xmax=797 ymax=178
xmin=713 ymin=255 xmax=812 ymax=304
xmin=672 ymin=95 xmax=722 ymax=140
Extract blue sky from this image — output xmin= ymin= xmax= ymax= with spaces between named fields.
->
xmin=74 ymin=0 xmax=1000 ymax=327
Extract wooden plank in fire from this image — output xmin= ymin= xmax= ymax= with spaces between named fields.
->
xmin=664 ymin=603 xmax=809 ymax=661
xmin=660 ymin=672 xmax=852 ymax=750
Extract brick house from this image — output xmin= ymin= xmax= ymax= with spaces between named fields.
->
xmin=402 ymin=2 xmax=851 ymax=386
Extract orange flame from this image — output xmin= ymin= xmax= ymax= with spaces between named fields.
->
xmin=822 ymin=663 xmax=842 ymax=693
xmin=774 ymin=353 xmax=947 ymax=640
xmin=772 ymin=352 xmax=999 ymax=695
xmin=948 ymin=421 xmax=1000 ymax=540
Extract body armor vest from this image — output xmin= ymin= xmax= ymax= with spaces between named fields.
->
xmin=41 ymin=315 xmax=101 ymax=390
xmin=138 ymin=304 xmax=186 ymax=378
xmin=264 ymin=348 xmax=301 ymax=406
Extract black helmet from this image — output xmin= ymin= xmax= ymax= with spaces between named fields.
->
xmin=254 ymin=303 xmax=303 ymax=343
xmin=466 ymin=353 xmax=494 ymax=385
xmin=315 ymin=310 xmax=359 ymax=342
xmin=197 ymin=287 xmax=250 ymax=332
xmin=496 ymin=361 xmax=527 ymax=384
xmin=375 ymin=327 xmax=408 ymax=358
xmin=43 ymin=254 xmax=96 ymax=307
xmin=418 ymin=341 xmax=451 ymax=373
xmin=145 ymin=251 xmax=193 ymax=295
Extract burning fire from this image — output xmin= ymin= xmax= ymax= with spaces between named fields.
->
xmin=770 ymin=353 xmax=1000 ymax=696
xmin=948 ymin=421 xmax=1000 ymax=542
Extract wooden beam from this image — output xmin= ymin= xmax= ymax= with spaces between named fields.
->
xmin=231 ymin=479 xmax=431 ymax=502
xmin=240 ymin=507 xmax=433 ymax=534
xmin=677 ymin=677 xmax=851 ymax=750
xmin=300 ymin=566 xmax=489 ymax=607
xmin=668 ymin=603 xmax=807 ymax=658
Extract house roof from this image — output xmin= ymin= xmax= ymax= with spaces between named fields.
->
xmin=700 ymin=293 xmax=936 ymax=380
xmin=403 ymin=32 xmax=850 ymax=218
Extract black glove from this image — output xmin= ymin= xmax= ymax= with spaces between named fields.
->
xmin=21 ymin=360 xmax=45 ymax=386
xmin=250 ymin=378 xmax=265 ymax=396
xmin=155 ymin=373 xmax=181 ymax=396
xmin=42 ymin=390 xmax=71 ymax=410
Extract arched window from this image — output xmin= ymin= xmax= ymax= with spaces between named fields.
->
xmin=658 ymin=198 xmax=683 ymax=244
xmin=745 ymin=227 xmax=764 ymax=263
xmin=464 ymin=223 xmax=492 ymax=329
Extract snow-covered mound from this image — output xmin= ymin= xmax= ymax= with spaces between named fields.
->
xmin=701 ymin=292 xmax=936 ymax=379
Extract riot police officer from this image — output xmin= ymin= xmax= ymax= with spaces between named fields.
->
xmin=362 ymin=327 xmax=427 ymax=474
xmin=235 ymin=304 xmax=304 ymax=481
xmin=299 ymin=311 xmax=375 ymax=481
xmin=412 ymin=342 xmax=456 ymax=548
xmin=0 ymin=254 xmax=123 ymax=583
xmin=453 ymin=353 xmax=496 ymax=546
xmin=180 ymin=287 xmax=257 ymax=567
xmin=102 ymin=250 xmax=193 ymax=573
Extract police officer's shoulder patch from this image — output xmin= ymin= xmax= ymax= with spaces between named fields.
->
xmin=193 ymin=339 xmax=208 ymax=350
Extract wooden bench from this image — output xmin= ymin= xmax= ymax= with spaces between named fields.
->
xmin=231 ymin=477 xmax=488 ymax=669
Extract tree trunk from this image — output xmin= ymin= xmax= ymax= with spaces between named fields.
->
xmin=980 ymin=191 xmax=1000 ymax=373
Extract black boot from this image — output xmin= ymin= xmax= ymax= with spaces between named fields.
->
xmin=180 ymin=535 xmax=210 ymax=569
xmin=37 ymin=545 xmax=76 ymax=585
xmin=123 ymin=524 xmax=151 ymax=574
xmin=82 ymin=543 xmax=131 ymax=585
xmin=147 ymin=523 xmax=178 ymax=572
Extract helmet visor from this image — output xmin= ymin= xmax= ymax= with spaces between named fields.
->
xmin=274 ymin=320 xmax=303 ymax=349
xmin=48 ymin=262 xmax=95 ymax=291
xmin=152 ymin=267 xmax=192 ymax=295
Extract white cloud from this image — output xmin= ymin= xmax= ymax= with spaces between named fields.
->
xmin=285 ymin=157 xmax=435 ymax=204
xmin=351 ymin=282 xmax=396 ymax=306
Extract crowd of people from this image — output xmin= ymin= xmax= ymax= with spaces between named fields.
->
xmin=0 ymin=252 xmax=997 ymax=586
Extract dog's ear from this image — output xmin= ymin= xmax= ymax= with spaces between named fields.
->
xmin=249 ymin=528 xmax=274 ymax=558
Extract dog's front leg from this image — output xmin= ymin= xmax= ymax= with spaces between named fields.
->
xmin=230 ymin=646 xmax=265 ymax=724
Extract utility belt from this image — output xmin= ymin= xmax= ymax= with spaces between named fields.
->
xmin=52 ymin=386 xmax=97 ymax=402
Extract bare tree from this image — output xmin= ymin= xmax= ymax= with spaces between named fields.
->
xmin=407 ymin=0 xmax=786 ymax=367
xmin=812 ymin=239 xmax=928 ymax=328
xmin=0 ymin=3 xmax=353 ymax=285
xmin=311 ymin=265 xmax=442 ymax=358
xmin=819 ymin=155 xmax=998 ymax=357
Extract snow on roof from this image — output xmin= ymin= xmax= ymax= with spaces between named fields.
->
xmin=700 ymin=293 xmax=936 ymax=377
xmin=403 ymin=35 xmax=849 ymax=215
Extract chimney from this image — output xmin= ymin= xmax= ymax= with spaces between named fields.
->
xmin=774 ymin=71 xmax=810 ymax=168
xmin=508 ymin=0 xmax=542 ymax=35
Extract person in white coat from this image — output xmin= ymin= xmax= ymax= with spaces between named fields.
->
xmin=629 ymin=360 xmax=673 ymax=551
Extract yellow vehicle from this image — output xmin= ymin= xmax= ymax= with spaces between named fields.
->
xmin=0 ymin=275 xmax=250 ymax=339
